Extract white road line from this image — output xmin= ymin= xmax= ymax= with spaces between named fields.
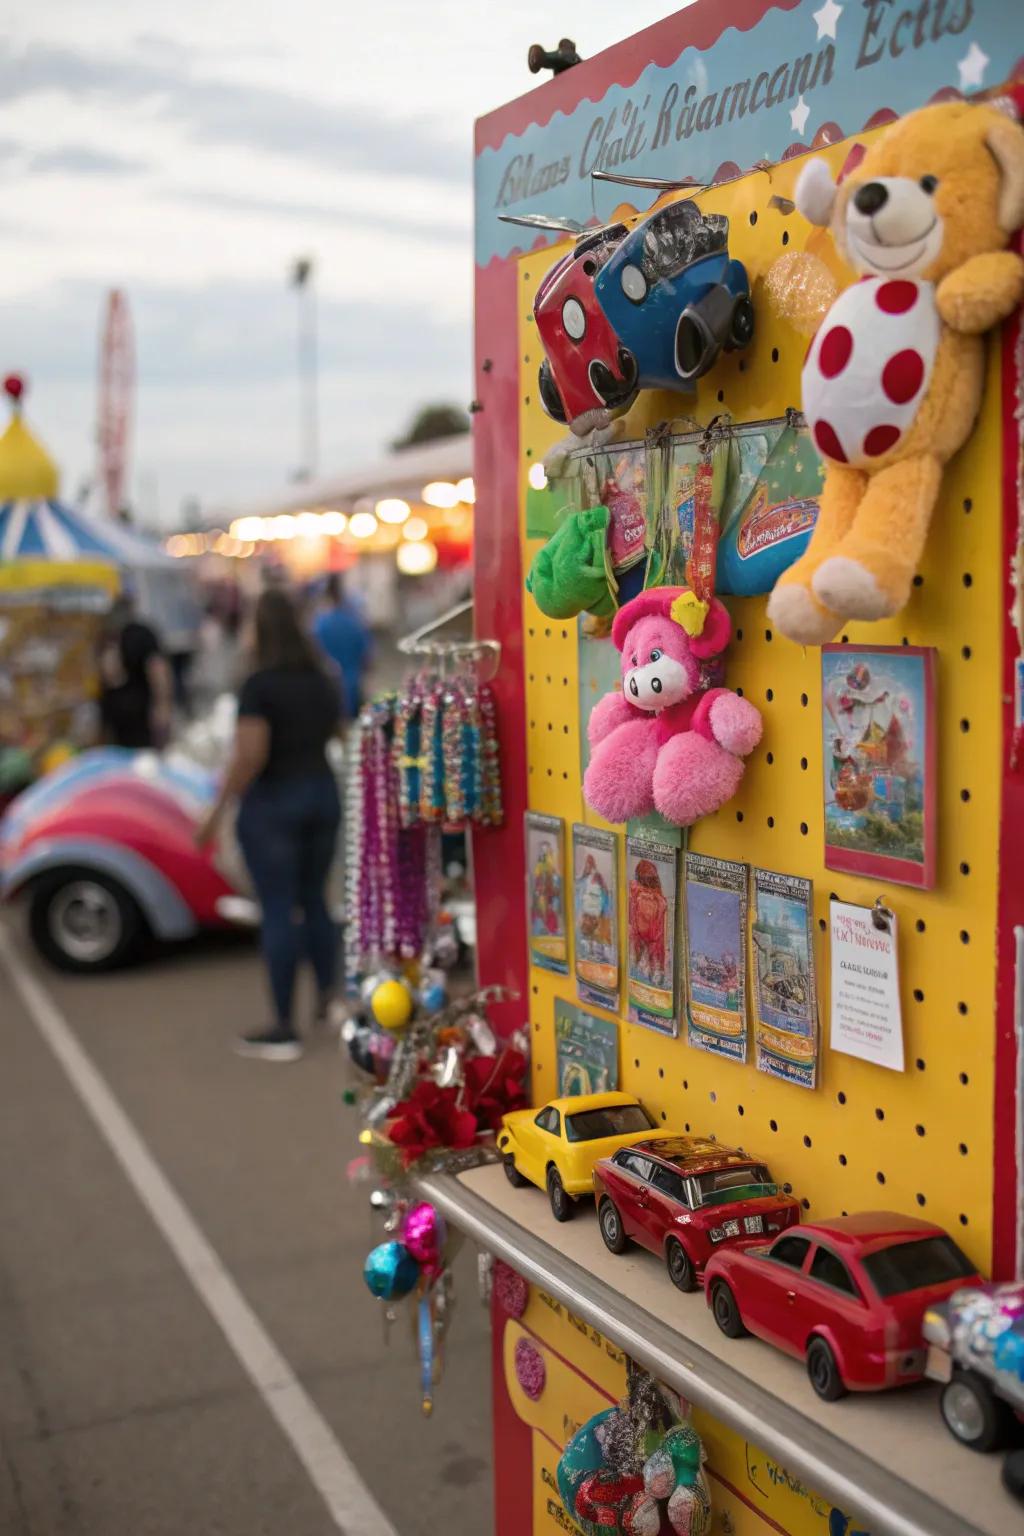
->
xmin=0 ymin=928 xmax=398 ymax=1536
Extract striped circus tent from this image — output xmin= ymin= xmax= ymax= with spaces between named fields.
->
xmin=0 ymin=495 xmax=170 ymax=568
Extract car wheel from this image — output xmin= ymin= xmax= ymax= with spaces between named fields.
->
xmin=598 ymin=1198 xmax=628 ymax=1255
xmin=503 ymin=1155 xmax=529 ymax=1189
xmin=941 ymin=1370 xmax=1016 ymax=1452
xmin=666 ymin=1237 xmax=697 ymax=1293
xmin=29 ymin=871 xmax=144 ymax=973
xmin=727 ymin=294 xmax=755 ymax=351
xmin=547 ymin=1167 xmax=573 ymax=1223
xmin=1003 ymin=1448 xmax=1024 ymax=1504
xmin=538 ymin=360 xmax=567 ymax=424
xmin=711 ymin=1280 xmax=747 ymax=1339
xmin=806 ymin=1337 xmax=847 ymax=1402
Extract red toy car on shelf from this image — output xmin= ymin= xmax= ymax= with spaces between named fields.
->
xmin=592 ymin=1135 xmax=800 ymax=1293
xmin=703 ymin=1212 xmax=982 ymax=1401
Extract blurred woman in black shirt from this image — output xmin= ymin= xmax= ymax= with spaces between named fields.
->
xmin=197 ymin=588 xmax=341 ymax=1059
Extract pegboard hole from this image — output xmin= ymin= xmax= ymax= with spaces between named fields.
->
xmin=959 ymin=930 xmax=970 ymax=945
xmin=912 ymin=574 xmax=924 ymax=588
xmin=803 ymin=1134 xmax=812 ymax=1148
xmin=769 ymin=1119 xmax=778 ymax=1133
xmin=837 ymin=1091 xmax=847 ymax=1105
xmin=801 ymin=1198 xmax=811 ymax=1211
xmin=658 ymin=1067 xmax=664 ymax=1080
xmin=749 ymin=210 xmax=758 ymax=225
xmin=959 ymin=1142 xmax=968 ymax=1156
xmin=717 ymin=389 xmax=725 ymax=404
xmin=683 ymin=1079 xmax=689 ymax=1090
xmin=959 ymin=861 xmax=970 ymax=876
xmin=766 ymin=751 xmax=774 ymax=765
xmin=875 ymin=1108 xmax=885 ymax=1121
xmin=685 ymin=1123 xmax=691 ymax=1133
xmin=916 ymin=1057 xmax=927 ymax=1071
xmin=547 ymin=721 xmax=553 ymax=731
xmin=546 ymin=768 xmax=552 ymax=777
xmin=781 ymin=230 xmax=790 ymax=246
xmin=736 ymin=810 xmax=744 ymax=823
xmin=916 ymin=1193 xmax=926 ymax=1207
xmin=876 ymin=1171 xmax=886 ymax=1185
xmin=915 ymin=1124 xmax=926 ymax=1137
xmin=771 ymin=347 xmax=780 ymax=363
xmin=800 ymin=692 xmax=809 ymax=707
xmin=959 ymin=719 xmax=970 ymax=734
xmin=767 ymin=815 xmax=775 ymax=829
xmin=737 ymin=1104 xmax=745 ymax=1116
xmin=800 ymin=757 xmax=808 ymax=771
xmin=765 ymin=628 xmax=773 ymax=642
xmin=528 ymin=627 xmax=535 ymax=638
xmin=709 ymin=1091 xmax=717 ymax=1104
xmin=800 ymin=822 xmax=809 ymax=836
xmin=960 ymin=788 xmax=971 ymax=802
xmin=957 ymin=1002 xmax=968 ymax=1016
xmin=544 ymin=626 xmax=551 ymax=638
xmin=561 ymin=628 xmax=569 ymax=640
xmin=661 ymin=1110 xmax=668 ymax=1122
xmin=961 ymin=645 xmax=971 ymax=661
xmin=963 ymin=497 xmax=973 ymax=513
xmin=838 ymin=1153 xmax=847 ymax=1166
xmin=735 ymin=627 xmax=744 ymax=641
xmin=782 ymin=1182 xmax=793 ymax=1195
xmin=913 ymin=988 xmax=924 ymax=1003
xmin=531 ymin=985 xmax=539 ymax=996
xmin=915 ymin=919 xmax=926 ymax=933
xmin=959 ymin=1070 xmax=969 ymax=1084
xmin=962 ymin=572 xmax=973 ymax=588
xmin=818 ymin=917 xmax=826 ymax=932
xmin=766 ymin=688 xmax=774 ymax=702
xmin=634 ymin=1058 xmax=640 ymax=1069
xmin=959 ymin=1214 xmax=969 ymax=1227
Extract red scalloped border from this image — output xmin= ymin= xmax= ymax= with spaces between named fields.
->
xmin=475 ymin=0 xmax=801 ymax=155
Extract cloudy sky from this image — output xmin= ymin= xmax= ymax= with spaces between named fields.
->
xmin=1 ymin=0 xmax=680 ymax=528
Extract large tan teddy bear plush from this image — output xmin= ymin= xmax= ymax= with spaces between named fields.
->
xmin=768 ymin=100 xmax=1024 ymax=645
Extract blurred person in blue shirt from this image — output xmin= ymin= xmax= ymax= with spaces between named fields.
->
xmin=313 ymin=574 xmax=371 ymax=720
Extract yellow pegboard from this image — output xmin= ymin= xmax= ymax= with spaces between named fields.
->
xmin=520 ymin=126 xmax=1002 ymax=1274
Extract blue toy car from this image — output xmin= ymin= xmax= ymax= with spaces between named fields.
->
xmin=595 ymin=200 xmax=754 ymax=391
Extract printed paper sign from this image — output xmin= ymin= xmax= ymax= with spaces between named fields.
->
xmin=751 ymin=868 xmax=818 ymax=1090
xmin=684 ymin=853 xmax=748 ymax=1063
xmin=829 ymin=901 xmax=904 ymax=1072
xmin=555 ymin=999 xmax=619 ymax=1097
xmin=572 ymin=824 xmax=620 ymax=1010
xmin=525 ymin=812 xmax=569 ymax=974
xmin=626 ymin=834 xmax=679 ymax=1036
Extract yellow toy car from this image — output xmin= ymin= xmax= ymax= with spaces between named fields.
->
xmin=498 ymin=1091 xmax=655 ymax=1222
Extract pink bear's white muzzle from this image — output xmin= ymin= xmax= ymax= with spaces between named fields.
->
xmin=624 ymin=654 xmax=691 ymax=711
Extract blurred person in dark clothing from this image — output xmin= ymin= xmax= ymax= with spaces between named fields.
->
xmin=98 ymin=593 xmax=173 ymax=749
xmin=196 ymin=588 xmax=341 ymax=1061
xmin=313 ymin=573 xmax=371 ymax=721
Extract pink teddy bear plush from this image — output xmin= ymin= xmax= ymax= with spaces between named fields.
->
xmin=583 ymin=586 xmax=762 ymax=827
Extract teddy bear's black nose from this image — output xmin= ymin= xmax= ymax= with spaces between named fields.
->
xmin=854 ymin=181 xmax=888 ymax=215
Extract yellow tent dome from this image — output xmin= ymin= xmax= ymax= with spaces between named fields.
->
xmin=0 ymin=377 xmax=59 ymax=500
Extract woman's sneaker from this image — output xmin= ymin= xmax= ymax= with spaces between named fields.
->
xmin=235 ymin=1027 xmax=304 ymax=1062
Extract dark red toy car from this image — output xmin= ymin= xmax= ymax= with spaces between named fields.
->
xmin=703 ymin=1212 xmax=982 ymax=1400
xmin=592 ymin=1135 xmax=800 ymax=1293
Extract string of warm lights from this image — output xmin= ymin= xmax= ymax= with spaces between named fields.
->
xmin=164 ymin=477 xmax=474 ymax=575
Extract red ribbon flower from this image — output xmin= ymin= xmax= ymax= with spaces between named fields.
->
xmin=464 ymin=1047 xmax=528 ymax=1133
xmin=388 ymin=1080 xmax=478 ymax=1167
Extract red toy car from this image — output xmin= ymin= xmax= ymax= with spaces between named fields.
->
xmin=592 ymin=1135 xmax=800 ymax=1293
xmin=703 ymin=1212 xmax=982 ymax=1400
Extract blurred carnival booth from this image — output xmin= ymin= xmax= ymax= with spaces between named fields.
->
xmin=0 ymin=376 xmax=198 ymax=797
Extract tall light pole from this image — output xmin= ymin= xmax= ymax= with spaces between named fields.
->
xmin=289 ymin=256 xmax=318 ymax=482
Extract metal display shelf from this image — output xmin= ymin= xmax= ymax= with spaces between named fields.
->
xmin=417 ymin=1163 xmax=1018 ymax=1536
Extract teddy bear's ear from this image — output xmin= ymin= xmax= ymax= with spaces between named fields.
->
xmin=688 ymin=598 xmax=732 ymax=659
xmin=986 ymin=115 xmax=1024 ymax=232
xmin=795 ymin=158 xmax=837 ymax=227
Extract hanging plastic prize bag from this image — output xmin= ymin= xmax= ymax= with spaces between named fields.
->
xmin=716 ymin=412 xmax=823 ymax=596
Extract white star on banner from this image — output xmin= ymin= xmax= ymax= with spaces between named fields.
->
xmin=958 ymin=41 xmax=990 ymax=90
xmin=813 ymin=0 xmax=843 ymax=40
xmin=790 ymin=95 xmax=811 ymax=137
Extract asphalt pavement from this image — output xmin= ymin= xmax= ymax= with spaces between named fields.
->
xmin=0 ymin=920 xmax=493 ymax=1536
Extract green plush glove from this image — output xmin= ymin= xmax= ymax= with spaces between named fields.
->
xmin=526 ymin=506 xmax=615 ymax=619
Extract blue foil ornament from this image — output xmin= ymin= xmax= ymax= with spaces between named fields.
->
xmin=364 ymin=1241 xmax=420 ymax=1301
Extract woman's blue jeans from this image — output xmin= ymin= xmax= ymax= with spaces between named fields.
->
xmin=236 ymin=773 xmax=341 ymax=1030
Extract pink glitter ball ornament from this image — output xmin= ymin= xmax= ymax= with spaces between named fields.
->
xmin=493 ymin=1261 xmax=529 ymax=1318
xmin=514 ymin=1337 xmax=546 ymax=1400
